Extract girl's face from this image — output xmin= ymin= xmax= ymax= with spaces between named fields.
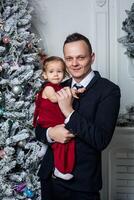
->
xmin=43 ymin=61 xmax=65 ymax=84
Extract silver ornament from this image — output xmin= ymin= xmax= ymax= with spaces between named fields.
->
xmin=12 ymin=85 xmax=22 ymax=95
xmin=17 ymin=140 xmax=26 ymax=148
xmin=0 ymin=92 xmax=5 ymax=104
xmin=0 ymin=97 xmax=2 ymax=103
xmin=0 ymin=65 xmax=2 ymax=71
xmin=0 ymin=108 xmax=4 ymax=116
xmin=0 ymin=94 xmax=2 ymax=103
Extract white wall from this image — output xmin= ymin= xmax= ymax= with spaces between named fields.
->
xmin=32 ymin=0 xmax=134 ymax=113
xmin=32 ymin=0 xmax=95 ymax=57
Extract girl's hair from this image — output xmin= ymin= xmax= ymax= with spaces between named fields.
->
xmin=42 ymin=56 xmax=69 ymax=78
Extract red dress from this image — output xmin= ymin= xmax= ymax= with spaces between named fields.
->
xmin=33 ymin=82 xmax=75 ymax=174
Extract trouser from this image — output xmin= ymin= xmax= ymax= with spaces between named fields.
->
xmin=40 ymin=176 xmax=100 ymax=200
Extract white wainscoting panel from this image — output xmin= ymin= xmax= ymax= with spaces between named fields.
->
xmin=94 ymin=0 xmax=109 ymax=78
xmin=103 ymin=127 xmax=134 ymax=200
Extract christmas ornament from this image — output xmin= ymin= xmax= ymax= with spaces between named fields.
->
xmin=23 ymin=187 xmax=34 ymax=198
xmin=0 ymin=96 xmax=2 ymax=103
xmin=0 ymin=92 xmax=5 ymax=110
xmin=0 ymin=149 xmax=5 ymax=158
xmin=0 ymin=92 xmax=3 ymax=103
xmin=0 ymin=65 xmax=2 ymax=72
xmin=0 ymin=108 xmax=4 ymax=116
xmin=13 ymin=183 xmax=26 ymax=192
xmin=27 ymin=43 xmax=33 ymax=49
xmin=0 ymin=91 xmax=5 ymax=104
xmin=0 ymin=19 xmax=4 ymax=30
xmin=2 ymin=35 xmax=10 ymax=44
xmin=12 ymin=85 xmax=22 ymax=95
xmin=17 ymin=141 xmax=25 ymax=148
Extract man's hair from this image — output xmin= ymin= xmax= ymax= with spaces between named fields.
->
xmin=63 ymin=32 xmax=92 ymax=54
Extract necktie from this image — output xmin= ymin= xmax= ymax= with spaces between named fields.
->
xmin=73 ymin=83 xmax=83 ymax=90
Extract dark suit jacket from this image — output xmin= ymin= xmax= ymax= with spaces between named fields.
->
xmin=35 ymin=71 xmax=120 ymax=192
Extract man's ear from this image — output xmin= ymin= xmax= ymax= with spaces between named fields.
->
xmin=91 ymin=53 xmax=95 ymax=64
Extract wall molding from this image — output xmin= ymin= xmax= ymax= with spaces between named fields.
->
xmin=96 ymin=0 xmax=107 ymax=7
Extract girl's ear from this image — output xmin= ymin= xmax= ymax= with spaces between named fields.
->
xmin=42 ymin=72 xmax=47 ymax=80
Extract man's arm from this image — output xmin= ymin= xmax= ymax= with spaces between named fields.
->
xmin=35 ymin=124 xmax=49 ymax=144
xmin=56 ymin=85 xmax=120 ymax=151
xmin=35 ymin=123 xmax=74 ymax=144
xmin=65 ymin=85 xmax=121 ymax=151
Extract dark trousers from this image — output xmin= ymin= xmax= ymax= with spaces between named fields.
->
xmin=40 ymin=177 xmax=100 ymax=200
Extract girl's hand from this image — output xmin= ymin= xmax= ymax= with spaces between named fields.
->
xmin=71 ymin=88 xmax=86 ymax=99
xmin=77 ymin=87 xmax=86 ymax=93
xmin=71 ymin=88 xmax=79 ymax=99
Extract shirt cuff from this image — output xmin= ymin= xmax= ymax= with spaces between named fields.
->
xmin=46 ymin=127 xmax=55 ymax=143
xmin=64 ymin=110 xmax=75 ymax=124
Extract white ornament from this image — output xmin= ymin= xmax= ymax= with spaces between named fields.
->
xmin=12 ymin=85 xmax=22 ymax=95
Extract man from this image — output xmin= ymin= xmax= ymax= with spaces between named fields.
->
xmin=35 ymin=33 xmax=120 ymax=200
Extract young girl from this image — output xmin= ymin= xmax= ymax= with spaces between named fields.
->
xmin=33 ymin=56 xmax=85 ymax=180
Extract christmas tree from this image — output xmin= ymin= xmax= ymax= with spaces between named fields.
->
xmin=0 ymin=0 xmax=45 ymax=199
xmin=117 ymin=3 xmax=134 ymax=127
xmin=118 ymin=3 xmax=134 ymax=58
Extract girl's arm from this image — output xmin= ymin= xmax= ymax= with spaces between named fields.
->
xmin=42 ymin=86 xmax=58 ymax=103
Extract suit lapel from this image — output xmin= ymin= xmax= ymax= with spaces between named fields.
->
xmin=86 ymin=71 xmax=101 ymax=90
xmin=62 ymin=78 xmax=72 ymax=87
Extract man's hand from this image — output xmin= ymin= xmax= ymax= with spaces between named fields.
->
xmin=56 ymin=87 xmax=74 ymax=117
xmin=48 ymin=124 xmax=75 ymax=144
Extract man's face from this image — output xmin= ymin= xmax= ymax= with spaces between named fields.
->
xmin=64 ymin=40 xmax=95 ymax=83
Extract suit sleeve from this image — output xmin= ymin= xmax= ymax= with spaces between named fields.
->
xmin=65 ymin=85 xmax=121 ymax=151
xmin=35 ymin=124 xmax=51 ymax=145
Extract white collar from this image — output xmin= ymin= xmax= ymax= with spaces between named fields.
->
xmin=71 ymin=70 xmax=95 ymax=88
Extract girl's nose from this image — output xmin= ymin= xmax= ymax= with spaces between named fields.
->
xmin=54 ymin=72 xmax=58 ymax=76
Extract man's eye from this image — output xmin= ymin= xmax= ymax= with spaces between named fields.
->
xmin=66 ymin=58 xmax=72 ymax=61
xmin=78 ymin=56 xmax=85 ymax=60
